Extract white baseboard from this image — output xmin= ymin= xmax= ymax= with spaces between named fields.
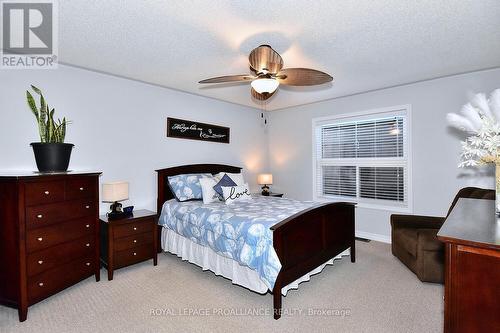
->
xmin=355 ymin=230 xmax=391 ymax=244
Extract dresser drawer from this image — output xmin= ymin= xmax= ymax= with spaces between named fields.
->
xmin=26 ymin=218 xmax=95 ymax=253
xmin=28 ymin=256 xmax=95 ymax=304
xmin=114 ymin=232 xmax=153 ymax=251
xmin=113 ymin=220 xmax=153 ymax=239
xmin=66 ymin=177 xmax=96 ymax=201
xmin=25 ymin=180 xmax=65 ymax=206
xmin=26 ymin=199 xmax=96 ymax=229
xmin=114 ymin=244 xmax=152 ymax=268
xmin=27 ymin=234 xmax=95 ymax=277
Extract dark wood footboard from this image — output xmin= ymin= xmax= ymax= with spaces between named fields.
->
xmin=271 ymin=202 xmax=356 ymax=319
xmin=155 ymin=165 xmax=356 ymax=320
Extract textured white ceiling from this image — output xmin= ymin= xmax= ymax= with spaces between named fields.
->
xmin=58 ymin=0 xmax=500 ymax=110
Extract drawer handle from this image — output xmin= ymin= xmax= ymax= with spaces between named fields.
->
xmin=85 ymin=205 xmax=90 ymax=209
xmin=37 ymin=214 xmax=43 ymax=219
xmin=44 ymin=191 xmax=50 ymax=195
xmin=133 ymin=252 xmax=137 ymax=256
xmin=133 ymin=240 xmax=137 ymax=243
xmin=79 ymin=187 xmax=84 ymax=191
xmin=85 ymin=262 xmax=91 ymax=266
xmin=133 ymin=227 xmax=137 ymax=231
xmin=38 ymin=282 xmax=44 ymax=287
xmin=38 ymin=260 xmax=43 ymax=265
xmin=37 ymin=237 xmax=43 ymax=242
xmin=85 ymin=224 xmax=90 ymax=228
xmin=85 ymin=243 xmax=90 ymax=247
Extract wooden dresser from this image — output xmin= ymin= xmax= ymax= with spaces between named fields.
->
xmin=437 ymin=198 xmax=500 ymax=333
xmin=0 ymin=171 xmax=101 ymax=322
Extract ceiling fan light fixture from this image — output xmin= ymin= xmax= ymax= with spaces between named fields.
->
xmin=198 ymin=45 xmax=333 ymax=101
xmin=251 ymin=78 xmax=279 ymax=94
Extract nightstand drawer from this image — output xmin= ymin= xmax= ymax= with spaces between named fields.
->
xmin=26 ymin=217 xmax=95 ymax=253
xmin=27 ymin=234 xmax=95 ymax=277
xmin=66 ymin=177 xmax=96 ymax=200
xmin=28 ymin=256 xmax=95 ymax=304
xmin=114 ymin=244 xmax=152 ymax=268
xmin=113 ymin=220 xmax=153 ymax=239
xmin=100 ymin=210 xmax=158 ymax=281
xmin=25 ymin=180 xmax=65 ymax=206
xmin=114 ymin=232 xmax=153 ymax=251
xmin=26 ymin=200 xmax=95 ymax=229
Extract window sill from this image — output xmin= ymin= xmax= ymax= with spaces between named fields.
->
xmin=314 ymin=196 xmax=413 ymax=214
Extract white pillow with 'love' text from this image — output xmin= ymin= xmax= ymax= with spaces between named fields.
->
xmin=222 ymin=184 xmax=252 ymax=204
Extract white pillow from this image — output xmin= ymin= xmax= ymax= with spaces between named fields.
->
xmin=222 ymin=184 xmax=252 ymax=204
xmin=214 ymin=172 xmax=245 ymax=186
xmin=199 ymin=177 xmax=220 ymax=204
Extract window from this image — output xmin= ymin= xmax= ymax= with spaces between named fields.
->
xmin=313 ymin=106 xmax=411 ymax=211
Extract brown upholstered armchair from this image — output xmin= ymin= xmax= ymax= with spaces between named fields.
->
xmin=390 ymin=187 xmax=494 ymax=283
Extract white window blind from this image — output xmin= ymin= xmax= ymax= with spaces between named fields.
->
xmin=314 ymin=107 xmax=410 ymax=210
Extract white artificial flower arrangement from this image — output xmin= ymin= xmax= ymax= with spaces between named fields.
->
xmin=446 ymin=89 xmax=500 ymax=167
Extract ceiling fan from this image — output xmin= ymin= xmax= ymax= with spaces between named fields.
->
xmin=199 ymin=45 xmax=333 ymax=101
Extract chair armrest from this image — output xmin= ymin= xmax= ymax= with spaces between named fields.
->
xmin=391 ymin=214 xmax=445 ymax=230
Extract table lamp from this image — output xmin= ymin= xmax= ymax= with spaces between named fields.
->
xmin=102 ymin=181 xmax=129 ymax=219
xmin=257 ymin=174 xmax=273 ymax=196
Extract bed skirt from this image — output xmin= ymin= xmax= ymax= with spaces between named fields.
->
xmin=161 ymin=227 xmax=350 ymax=296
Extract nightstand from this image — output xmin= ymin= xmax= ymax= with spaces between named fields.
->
xmin=100 ymin=210 xmax=158 ymax=280
xmin=263 ymin=192 xmax=284 ymax=198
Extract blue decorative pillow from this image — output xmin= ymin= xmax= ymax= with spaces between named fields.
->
xmin=168 ymin=173 xmax=211 ymax=202
xmin=213 ymin=174 xmax=237 ymax=198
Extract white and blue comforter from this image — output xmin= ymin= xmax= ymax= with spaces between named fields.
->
xmin=158 ymin=196 xmax=318 ymax=289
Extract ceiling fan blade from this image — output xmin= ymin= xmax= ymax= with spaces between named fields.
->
xmin=276 ymin=68 xmax=333 ymax=86
xmin=251 ymin=87 xmax=275 ymax=101
xmin=199 ymin=75 xmax=255 ymax=84
xmin=249 ymin=45 xmax=283 ymax=74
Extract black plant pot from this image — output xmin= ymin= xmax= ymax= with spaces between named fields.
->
xmin=30 ymin=143 xmax=74 ymax=173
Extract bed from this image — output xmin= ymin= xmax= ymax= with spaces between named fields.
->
xmin=156 ymin=164 xmax=356 ymax=319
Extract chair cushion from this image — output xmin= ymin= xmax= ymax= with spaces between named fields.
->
xmin=417 ymin=228 xmax=443 ymax=252
xmin=446 ymin=187 xmax=495 ymax=216
xmin=393 ymin=228 xmax=418 ymax=257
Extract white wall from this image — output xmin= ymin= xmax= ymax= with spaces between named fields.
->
xmin=2 ymin=65 xmax=499 ymax=240
xmin=0 ymin=65 xmax=268 ymax=213
xmin=268 ymin=68 xmax=500 ymax=242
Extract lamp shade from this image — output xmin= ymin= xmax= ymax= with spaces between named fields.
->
xmin=251 ymin=78 xmax=279 ymax=94
xmin=257 ymin=174 xmax=273 ymax=185
xmin=102 ymin=181 xmax=129 ymax=202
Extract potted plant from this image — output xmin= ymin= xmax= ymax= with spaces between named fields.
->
xmin=446 ymin=89 xmax=500 ymax=215
xmin=26 ymin=85 xmax=73 ymax=172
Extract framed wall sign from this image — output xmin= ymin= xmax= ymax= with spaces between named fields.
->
xmin=166 ymin=117 xmax=230 ymax=144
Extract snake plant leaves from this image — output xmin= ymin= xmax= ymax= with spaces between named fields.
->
xmin=61 ymin=117 xmax=66 ymax=141
xmin=47 ymin=109 xmax=55 ymax=142
xmin=26 ymin=91 xmax=39 ymax=119
xmin=40 ymin=95 xmax=46 ymax=119
xmin=30 ymin=85 xmax=42 ymax=95
xmin=55 ymin=121 xmax=64 ymax=142
xmin=26 ymin=85 xmax=68 ymax=143
xmin=53 ymin=119 xmax=64 ymax=143
xmin=39 ymin=103 xmax=47 ymax=143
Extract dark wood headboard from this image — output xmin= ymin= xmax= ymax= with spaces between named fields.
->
xmin=155 ymin=164 xmax=242 ymax=215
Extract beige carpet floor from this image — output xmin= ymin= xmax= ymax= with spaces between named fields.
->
xmin=0 ymin=241 xmax=443 ymax=333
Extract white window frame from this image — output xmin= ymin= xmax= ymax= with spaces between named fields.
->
xmin=312 ymin=105 xmax=413 ymax=213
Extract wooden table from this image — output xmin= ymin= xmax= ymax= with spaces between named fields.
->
xmin=437 ymin=198 xmax=500 ymax=333
xmin=100 ymin=210 xmax=158 ymax=280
